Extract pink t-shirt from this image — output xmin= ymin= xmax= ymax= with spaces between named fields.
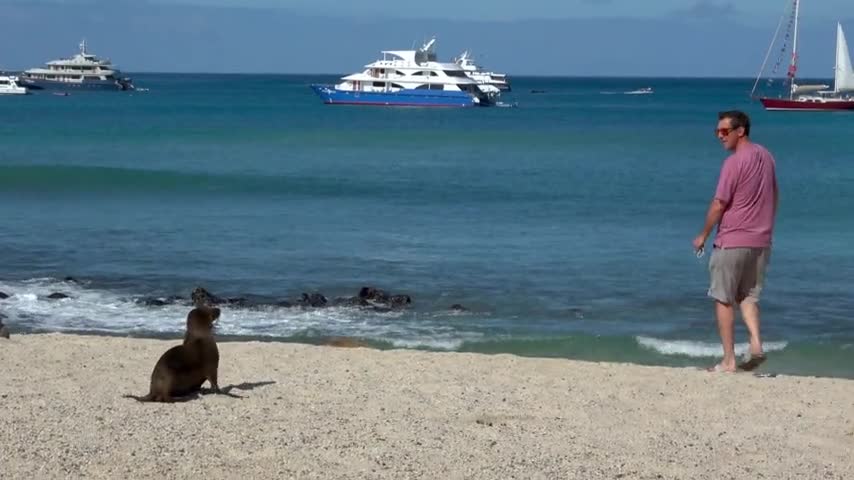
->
xmin=713 ymin=142 xmax=778 ymax=248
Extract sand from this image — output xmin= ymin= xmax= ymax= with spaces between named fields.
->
xmin=1 ymin=333 xmax=852 ymax=479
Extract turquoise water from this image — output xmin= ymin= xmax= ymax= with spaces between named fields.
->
xmin=1 ymin=74 xmax=852 ymax=378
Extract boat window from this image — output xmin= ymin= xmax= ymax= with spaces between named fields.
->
xmin=372 ymin=81 xmax=385 ymax=87
xmin=415 ymin=84 xmax=430 ymax=89
xmin=0 ymin=80 xmax=8 ymax=85
xmin=412 ymin=71 xmax=425 ymax=76
xmin=444 ymin=70 xmax=467 ymax=77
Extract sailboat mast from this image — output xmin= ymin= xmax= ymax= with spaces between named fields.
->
xmin=835 ymin=23 xmax=841 ymax=92
xmin=789 ymin=0 xmax=800 ymax=99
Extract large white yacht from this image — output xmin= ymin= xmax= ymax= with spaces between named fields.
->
xmin=311 ymin=38 xmax=500 ymax=107
xmin=454 ymin=51 xmax=511 ymax=91
xmin=0 ymin=75 xmax=28 ymax=95
xmin=20 ymin=40 xmax=133 ymax=91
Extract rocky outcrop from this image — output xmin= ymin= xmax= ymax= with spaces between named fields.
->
xmin=191 ymin=287 xmax=225 ymax=307
xmin=296 ymin=293 xmax=328 ymax=308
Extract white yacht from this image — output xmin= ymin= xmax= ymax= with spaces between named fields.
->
xmin=454 ymin=51 xmax=511 ymax=91
xmin=311 ymin=38 xmax=499 ymax=107
xmin=0 ymin=75 xmax=27 ymax=95
xmin=20 ymin=40 xmax=133 ymax=91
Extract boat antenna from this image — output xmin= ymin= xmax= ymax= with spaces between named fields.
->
xmin=751 ymin=1 xmax=789 ymax=100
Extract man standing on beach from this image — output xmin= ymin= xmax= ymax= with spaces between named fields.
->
xmin=693 ymin=110 xmax=778 ymax=373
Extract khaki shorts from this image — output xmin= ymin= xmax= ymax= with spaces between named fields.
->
xmin=708 ymin=247 xmax=771 ymax=305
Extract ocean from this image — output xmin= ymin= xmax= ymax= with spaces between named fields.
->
xmin=1 ymin=74 xmax=852 ymax=378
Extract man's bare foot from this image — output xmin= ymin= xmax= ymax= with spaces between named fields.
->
xmin=707 ymin=362 xmax=737 ymax=373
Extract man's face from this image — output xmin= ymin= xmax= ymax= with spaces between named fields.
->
xmin=715 ymin=118 xmax=742 ymax=151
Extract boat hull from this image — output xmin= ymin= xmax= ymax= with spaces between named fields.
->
xmin=0 ymin=87 xmax=28 ymax=95
xmin=760 ymin=97 xmax=854 ymax=111
xmin=19 ymin=77 xmax=133 ymax=91
xmin=311 ymin=84 xmax=478 ymax=107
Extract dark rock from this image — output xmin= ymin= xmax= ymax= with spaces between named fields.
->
xmin=47 ymin=292 xmax=70 ymax=300
xmin=0 ymin=292 xmax=8 ymax=299
xmin=275 ymin=300 xmax=294 ymax=308
xmin=226 ymin=297 xmax=250 ymax=307
xmin=359 ymin=287 xmax=389 ymax=303
xmin=357 ymin=287 xmax=412 ymax=310
xmin=388 ymin=294 xmax=411 ymax=309
xmin=191 ymin=287 xmax=225 ymax=307
xmin=137 ymin=295 xmax=187 ymax=307
xmin=297 ymin=293 xmax=327 ymax=308
xmin=332 ymin=296 xmax=369 ymax=308
xmin=63 ymin=276 xmax=80 ymax=284
xmin=450 ymin=303 xmax=468 ymax=312
xmin=142 ymin=298 xmax=168 ymax=307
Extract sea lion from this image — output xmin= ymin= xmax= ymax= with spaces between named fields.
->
xmin=0 ymin=315 xmax=9 ymax=339
xmin=125 ymin=306 xmax=221 ymax=402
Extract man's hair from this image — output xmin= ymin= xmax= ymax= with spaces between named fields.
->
xmin=718 ymin=110 xmax=751 ymax=136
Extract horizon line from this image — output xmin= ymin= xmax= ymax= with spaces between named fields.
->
xmin=0 ymin=69 xmax=833 ymax=81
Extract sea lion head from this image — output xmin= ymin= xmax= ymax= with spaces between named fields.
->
xmin=186 ymin=305 xmax=220 ymax=337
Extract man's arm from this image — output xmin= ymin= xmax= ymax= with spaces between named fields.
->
xmin=700 ymin=198 xmax=727 ymax=240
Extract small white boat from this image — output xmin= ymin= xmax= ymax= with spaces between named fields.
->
xmin=624 ymin=87 xmax=653 ymax=95
xmin=0 ymin=75 xmax=28 ymax=95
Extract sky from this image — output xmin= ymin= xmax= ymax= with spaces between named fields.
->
xmin=1 ymin=0 xmax=852 ymax=77
xmin=17 ymin=0 xmax=849 ymax=23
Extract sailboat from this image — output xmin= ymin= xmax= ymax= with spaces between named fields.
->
xmin=752 ymin=0 xmax=854 ymax=111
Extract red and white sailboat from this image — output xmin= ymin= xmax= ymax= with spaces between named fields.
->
xmin=752 ymin=0 xmax=854 ymax=111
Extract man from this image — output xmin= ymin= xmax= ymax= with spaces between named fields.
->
xmin=693 ymin=110 xmax=779 ymax=373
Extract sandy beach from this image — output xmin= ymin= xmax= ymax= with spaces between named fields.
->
xmin=1 ymin=333 xmax=852 ymax=479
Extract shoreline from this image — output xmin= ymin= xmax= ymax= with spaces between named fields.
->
xmin=2 ymin=333 xmax=853 ymax=479
xmin=6 ymin=326 xmax=854 ymax=381
xmin=4 ymin=327 xmax=854 ymax=381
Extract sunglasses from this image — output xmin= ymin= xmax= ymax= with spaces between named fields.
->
xmin=715 ymin=127 xmax=738 ymax=137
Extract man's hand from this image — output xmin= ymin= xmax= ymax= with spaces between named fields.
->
xmin=693 ymin=234 xmax=707 ymax=253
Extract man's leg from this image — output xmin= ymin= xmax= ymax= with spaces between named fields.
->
xmin=715 ymin=301 xmax=737 ymax=371
xmin=708 ymin=248 xmax=741 ymax=372
xmin=739 ymin=301 xmax=763 ymax=356
xmin=736 ymin=248 xmax=770 ymax=370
